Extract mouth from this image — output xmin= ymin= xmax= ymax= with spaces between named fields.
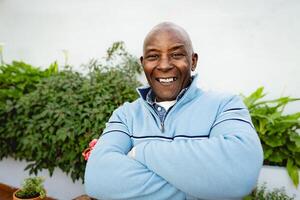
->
xmin=155 ymin=77 xmax=177 ymax=85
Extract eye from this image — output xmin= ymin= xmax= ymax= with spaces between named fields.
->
xmin=146 ymin=54 xmax=159 ymax=61
xmin=171 ymin=53 xmax=185 ymax=59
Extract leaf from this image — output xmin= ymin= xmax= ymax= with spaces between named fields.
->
xmin=263 ymin=134 xmax=285 ymax=147
xmin=286 ymin=159 xmax=299 ymax=187
xmin=268 ymin=151 xmax=284 ymax=163
xmin=242 ymin=87 xmax=265 ymax=109
xmin=295 ymin=154 xmax=300 ymax=166
xmin=24 ymin=163 xmax=35 ymax=171
xmin=57 ymin=128 xmax=68 ymax=142
xmin=290 ymin=132 xmax=300 ymax=147
xmin=263 ymin=148 xmax=273 ymax=159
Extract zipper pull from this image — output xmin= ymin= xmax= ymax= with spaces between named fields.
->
xmin=161 ymin=122 xmax=164 ymax=133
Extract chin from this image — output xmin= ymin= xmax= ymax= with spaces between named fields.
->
xmin=156 ymin=92 xmax=178 ymax=102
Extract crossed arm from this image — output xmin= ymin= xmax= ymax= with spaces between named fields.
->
xmin=84 ymin=109 xmax=186 ymax=200
xmin=132 ymin=120 xmax=263 ymax=199
xmin=85 ymin=97 xmax=264 ymax=200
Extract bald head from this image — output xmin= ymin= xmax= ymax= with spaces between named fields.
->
xmin=143 ymin=22 xmax=194 ymax=55
xmin=140 ymin=22 xmax=198 ymax=101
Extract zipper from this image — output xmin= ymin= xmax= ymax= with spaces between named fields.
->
xmin=143 ymin=95 xmax=188 ymax=133
xmin=160 ymin=107 xmax=173 ymax=133
xmin=160 ymin=86 xmax=194 ymax=133
xmin=144 ymin=99 xmax=187 ymax=133
xmin=141 ymin=83 xmax=195 ymax=133
xmin=142 ymin=101 xmax=163 ymax=131
xmin=143 ymin=101 xmax=168 ymax=133
xmin=161 ymin=122 xmax=164 ymax=133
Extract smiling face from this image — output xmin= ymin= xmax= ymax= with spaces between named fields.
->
xmin=141 ymin=23 xmax=198 ymax=102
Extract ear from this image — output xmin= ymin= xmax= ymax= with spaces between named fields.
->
xmin=191 ymin=53 xmax=198 ymax=71
xmin=140 ymin=56 xmax=144 ymax=66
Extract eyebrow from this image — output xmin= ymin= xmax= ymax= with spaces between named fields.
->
xmin=169 ymin=44 xmax=185 ymax=51
xmin=144 ymin=43 xmax=186 ymax=54
xmin=144 ymin=47 xmax=159 ymax=54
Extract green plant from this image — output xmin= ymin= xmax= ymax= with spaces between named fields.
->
xmin=242 ymin=87 xmax=300 ymax=186
xmin=0 ymin=42 xmax=141 ymax=182
xmin=0 ymin=61 xmax=58 ymax=160
xmin=0 ymin=61 xmax=57 ymax=112
xmin=15 ymin=177 xmax=46 ymax=199
xmin=243 ymin=183 xmax=295 ymax=200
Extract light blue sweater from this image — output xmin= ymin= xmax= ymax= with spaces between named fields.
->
xmin=84 ymin=76 xmax=264 ymax=200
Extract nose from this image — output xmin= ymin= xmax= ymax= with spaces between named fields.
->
xmin=157 ymin=56 xmax=173 ymax=71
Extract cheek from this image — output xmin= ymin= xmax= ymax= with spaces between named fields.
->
xmin=143 ymin=63 xmax=156 ymax=77
xmin=175 ymin=61 xmax=191 ymax=75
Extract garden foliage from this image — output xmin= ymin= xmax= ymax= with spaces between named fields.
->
xmin=0 ymin=61 xmax=58 ymax=167
xmin=0 ymin=42 xmax=141 ymax=181
xmin=243 ymin=88 xmax=300 ymax=187
xmin=243 ymin=183 xmax=295 ymax=200
xmin=0 ymin=61 xmax=57 ymax=113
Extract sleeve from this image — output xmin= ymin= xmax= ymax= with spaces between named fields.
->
xmin=84 ymin=103 xmax=186 ymax=200
xmin=134 ymin=95 xmax=264 ymax=199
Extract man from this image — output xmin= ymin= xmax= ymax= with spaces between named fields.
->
xmin=85 ymin=22 xmax=263 ymax=200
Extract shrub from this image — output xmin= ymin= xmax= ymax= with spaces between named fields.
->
xmin=0 ymin=42 xmax=141 ymax=181
xmin=0 ymin=61 xmax=57 ymax=160
xmin=242 ymin=87 xmax=300 ymax=186
xmin=0 ymin=61 xmax=57 ymax=111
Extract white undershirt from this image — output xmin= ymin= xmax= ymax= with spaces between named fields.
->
xmin=155 ymin=99 xmax=177 ymax=111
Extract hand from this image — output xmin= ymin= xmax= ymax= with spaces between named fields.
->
xmin=82 ymin=139 xmax=98 ymax=161
xmin=127 ymin=146 xmax=136 ymax=159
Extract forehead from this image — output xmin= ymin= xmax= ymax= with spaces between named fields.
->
xmin=143 ymin=28 xmax=190 ymax=52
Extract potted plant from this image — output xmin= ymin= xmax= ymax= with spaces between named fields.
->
xmin=243 ymin=183 xmax=296 ymax=200
xmin=13 ymin=176 xmax=46 ymax=200
xmin=242 ymin=87 xmax=300 ymax=196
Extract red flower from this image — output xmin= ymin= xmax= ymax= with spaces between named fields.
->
xmin=82 ymin=139 xmax=98 ymax=161
xmin=89 ymin=139 xmax=98 ymax=148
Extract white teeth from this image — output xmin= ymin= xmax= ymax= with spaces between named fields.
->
xmin=158 ymin=78 xmax=176 ymax=83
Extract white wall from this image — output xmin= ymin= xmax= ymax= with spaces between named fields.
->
xmin=0 ymin=0 xmax=299 ymax=112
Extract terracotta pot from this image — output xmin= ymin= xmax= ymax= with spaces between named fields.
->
xmin=13 ymin=189 xmax=42 ymax=200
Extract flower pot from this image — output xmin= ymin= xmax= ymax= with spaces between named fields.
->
xmin=13 ymin=189 xmax=42 ymax=200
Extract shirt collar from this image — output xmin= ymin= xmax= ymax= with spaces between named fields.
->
xmin=145 ymin=85 xmax=190 ymax=106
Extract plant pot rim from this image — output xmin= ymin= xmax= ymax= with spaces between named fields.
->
xmin=13 ymin=189 xmax=42 ymax=200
